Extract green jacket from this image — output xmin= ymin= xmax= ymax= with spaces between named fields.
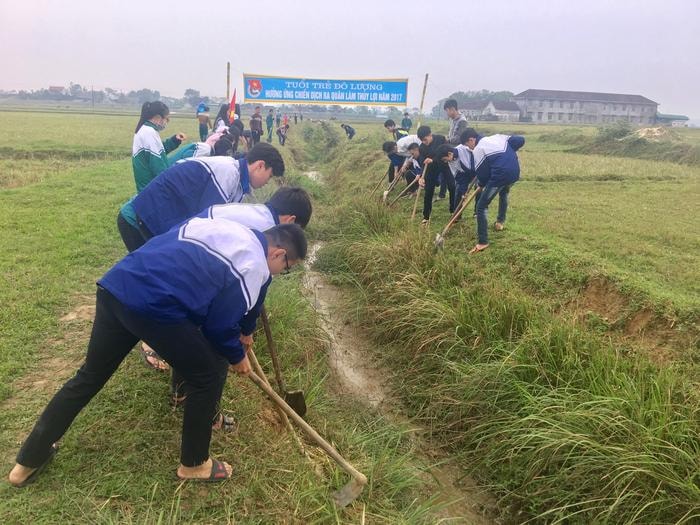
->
xmin=132 ymin=121 xmax=181 ymax=192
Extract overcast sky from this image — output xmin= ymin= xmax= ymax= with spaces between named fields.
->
xmin=1 ymin=0 xmax=698 ymax=118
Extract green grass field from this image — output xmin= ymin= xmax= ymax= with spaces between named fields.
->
xmin=1 ymin=110 xmax=698 ymax=524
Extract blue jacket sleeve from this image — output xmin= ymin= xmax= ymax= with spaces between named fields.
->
xmin=476 ymin=158 xmax=491 ymax=187
xmin=239 ymin=278 xmax=270 ymax=336
xmin=201 ymin=285 xmax=249 ymax=364
xmin=508 ymin=135 xmax=525 ymax=152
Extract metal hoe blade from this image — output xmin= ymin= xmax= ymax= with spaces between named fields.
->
xmin=332 ymin=478 xmax=366 ymax=507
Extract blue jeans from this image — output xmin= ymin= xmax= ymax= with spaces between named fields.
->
xmin=454 ymin=172 xmax=475 ymax=208
xmin=476 ymin=182 xmax=514 ymax=244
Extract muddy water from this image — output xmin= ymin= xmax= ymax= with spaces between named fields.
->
xmin=302 ymin=241 xmax=497 ymax=524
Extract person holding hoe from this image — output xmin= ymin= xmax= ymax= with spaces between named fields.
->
xmin=8 ymin=221 xmax=308 ymax=486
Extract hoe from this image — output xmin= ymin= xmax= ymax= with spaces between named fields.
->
xmin=434 ymin=183 xmax=481 ymax=250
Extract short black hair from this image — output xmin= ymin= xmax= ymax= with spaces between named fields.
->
xmin=264 ymin=223 xmax=308 ymax=261
xmin=266 ymin=186 xmax=313 ymax=228
xmin=383 ymin=119 xmax=396 ymax=129
xmin=443 ymin=99 xmax=458 ymax=110
xmin=212 ymin=135 xmax=234 ymax=156
xmin=404 ymin=112 xmax=409 ymax=116
xmin=247 ymin=143 xmax=285 ymax=177
xmin=416 ymin=125 xmax=432 ymax=140
xmin=460 ymin=128 xmax=479 ymax=144
xmin=407 ymin=142 xmax=420 ymax=151
xmin=382 ymin=141 xmax=397 ymax=154
xmin=436 ymin=144 xmax=453 ymax=160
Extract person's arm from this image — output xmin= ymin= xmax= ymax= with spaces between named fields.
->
xmin=202 ymin=287 xmax=249 ymax=364
xmin=508 ymin=135 xmax=525 ymax=151
xmin=239 ymin=280 xmax=269 ymax=337
xmin=163 ymin=134 xmax=183 ymax=154
xmin=476 ymin=157 xmax=491 ymax=187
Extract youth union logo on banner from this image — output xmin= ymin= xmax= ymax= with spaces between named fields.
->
xmin=247 ymin=79 xmax=263 ymax=98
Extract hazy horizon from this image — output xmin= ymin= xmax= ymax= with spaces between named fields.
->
xmin=1 ymin=0 xmax=698 ymax=119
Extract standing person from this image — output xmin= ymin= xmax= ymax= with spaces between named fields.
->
xmin=196 ymin=104 xmax=211 ymax=142
xmin=7 ymin=221 xmax=307 ymax=487
xmin=132 ymin=101 xmax=186 ymax=192
xmin=213 ymin=104 xmax=230 ymax=133
xmin=401 ymin=112 xmax=413 ymax=131
xmin=249 ymin=106 xmax=263 ymax=146
xmin=444 ymin=99 xmax=469 ymax=145
xmin=293 ymin=113 xmax=298 ymax=125
xmin=467 ymin=133 xmax=525 ymax=254
xmin=275 ymin=111 xmax=281 ymax=127
xmin=276 ymin=124 xmax=290 ymax=146
xmin=383 ymin=119 xmax=409 ymax=141
xmin=340 ymin=123 xmax=355 ymax=140
xmin=117 ymin=143 xmax=285 ymax=250
xmin=266 ymin=109 xmax=275 ymax=142
xmin=299 ymin=112 xmax=303 ymax=122
xmin=416 ymin=125 xmax=455 ymax=225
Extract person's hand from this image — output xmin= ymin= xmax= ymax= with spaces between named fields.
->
xmin=230 ymin=355 xmax=251 ymax=376
xmin=240 ymin=334 xmax=254 ymax=353
xmin=176 ymin=132 xmax=187 ymax=141
xmin=418 ymin=177 xmax=425 ymax=188
xmin=424 ymin=158 xmax=433 ymax=165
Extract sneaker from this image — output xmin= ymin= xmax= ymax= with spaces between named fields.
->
xmin=420 ymin=219 xmax=430 ymax=226
xmin=494 ymin=222 xmax=505 ymax=231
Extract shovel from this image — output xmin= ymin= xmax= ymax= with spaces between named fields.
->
xmin=434 ymin=184 xmax=482 ymax=249
xmin=249 ymin=370 xmax=368 ymax=507
xmin=261 ymin=306 xmax=307 ymax=417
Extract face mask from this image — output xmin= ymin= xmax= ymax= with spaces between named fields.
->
xmin=154 ymin=118 xmax=168 ymax=131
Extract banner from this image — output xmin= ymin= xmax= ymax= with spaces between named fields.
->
xmin=243 ymin=74 xmax=408 ymax=106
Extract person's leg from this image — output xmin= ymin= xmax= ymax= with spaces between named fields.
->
xmin=132 ymin=320 xmax=229 ymax=468
xmin=404 ymin=169 xmax=416 ymax=189
xmin=445 ymin=171 xmax=456 ymax=213
xmin=117 ymin=213 xmax=147 ymax=253
xmin=422 ymin=172 xmax=437 ymax=221
xmin=496 ymin=183 xmax=513 ymax=226
xmin=454 ymin=173 xmax=467 ymax=207
xmin=14 ymin=287 xmax=139 ymax=470
xmin=386 ymin=163 xmax=394 ymax=184
xmin=199 ymin=124 xmax=207 ymax=142
xmin=475 ymin=184 xmax=502 ymax=246
xmin=438 ymin=172 xmax=446 ymax=199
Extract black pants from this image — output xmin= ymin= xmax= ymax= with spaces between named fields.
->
xmin=117 ymin=213 xmax=147 ymax=252
xmin=251 ymin=130 xmax=261 ymax=145
xmin=423 ymin=170 xmax=456 ymax=220
xmin=16 ymin=287 xmax=229 ymax=469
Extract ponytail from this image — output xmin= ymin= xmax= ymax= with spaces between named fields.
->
xmin=135 ymin=101 xmax=169 ymax=133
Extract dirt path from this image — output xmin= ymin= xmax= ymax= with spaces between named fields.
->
xmin=302 ymin=237 xmax=498 ymax=524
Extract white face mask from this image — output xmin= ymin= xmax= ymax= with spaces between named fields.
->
xmin=154 ymin=118 xmax=168 ymax=131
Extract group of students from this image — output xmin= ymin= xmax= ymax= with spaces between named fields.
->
xmin=8 ymin=100 xmax=314 ymax=487
xmin=381 ymin=99 xmax=525 ymax=253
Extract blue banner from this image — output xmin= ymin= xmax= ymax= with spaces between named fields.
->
xmin=243 ymin=74 xmax=408 ymax=106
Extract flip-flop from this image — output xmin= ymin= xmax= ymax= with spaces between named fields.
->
xmin=176 ymin=459 xmax=231 ymax=483
xmin=140 ymin=344 xmax=169 ymax=372
xmin=12 ymin=444 xmax=58 ymax=488
xmin=469 ymin=244 xmax=489 ymax=254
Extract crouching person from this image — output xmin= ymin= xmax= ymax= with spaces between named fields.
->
xmin=8 ymin=221 xmax=307 ymax=486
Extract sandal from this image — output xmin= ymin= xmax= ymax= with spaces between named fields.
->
xmin=177 ymin=458 xmax=232 ymax=482
xmin=469 ymin=244 xmax=489 ymax=254
xmin=12 ymin=444 xmax=58 ymax=488
xmin=140 ymin=343 xmax=169 ymax=372
xmin=212 ymin=412 xmax=237 ymax=432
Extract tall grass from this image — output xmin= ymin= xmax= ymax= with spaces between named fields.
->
xmin=306 ymin=124 xmax=700 ymax=524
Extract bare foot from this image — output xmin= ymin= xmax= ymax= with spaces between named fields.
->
xmin=8 ymin=463 xmax=36 ymax=486
xmin=177 ymin=458 xmax=233 ymax=480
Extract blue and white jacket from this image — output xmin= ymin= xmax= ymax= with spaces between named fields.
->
xmin=132 ymin=156 xmax=250 ymax=237
xmin=99 ymin=218 xmax=270 ymax=364
xmin=471 ymin=134 xmax=525 ymax=187
xmin=196 ymin=202 xmax=280 ymax=231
